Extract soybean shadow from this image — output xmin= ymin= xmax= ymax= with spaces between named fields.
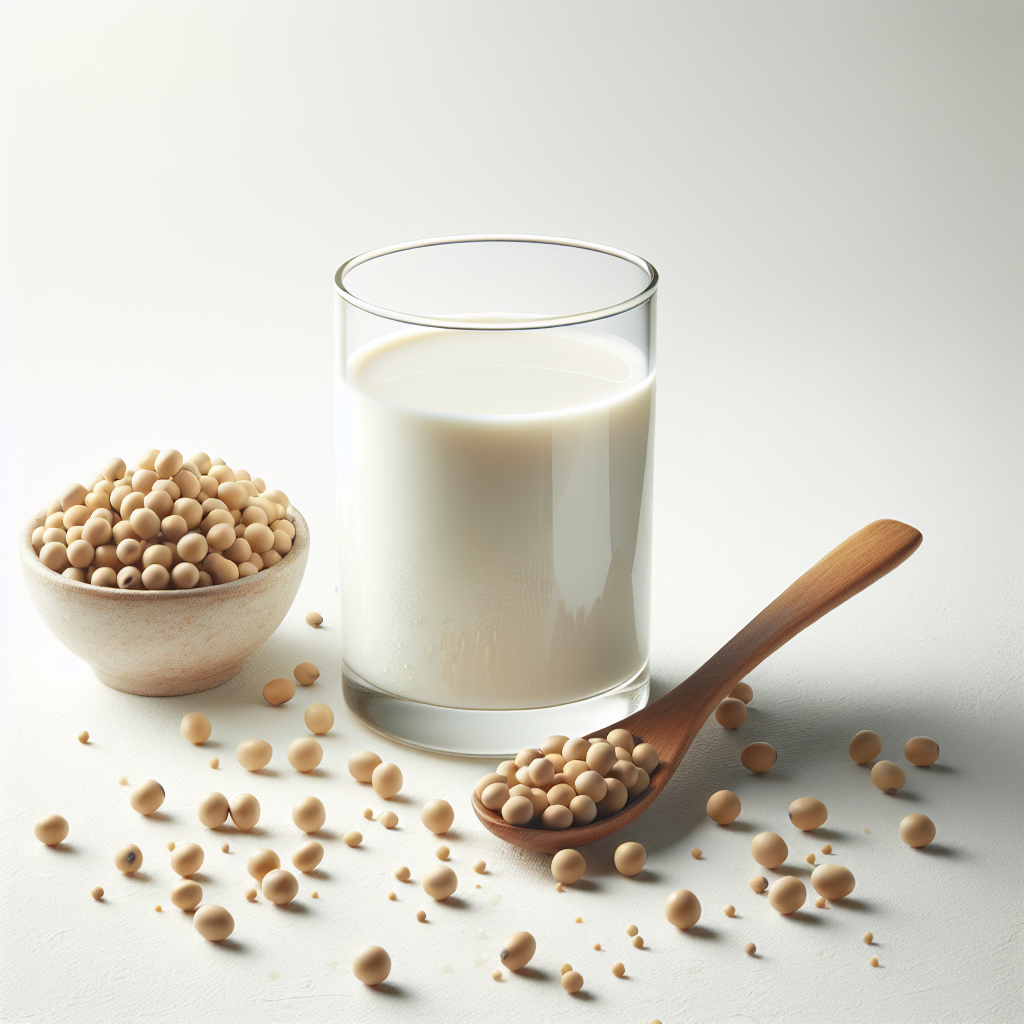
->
xmin=814 ymin=827 xmax=847 ymax=841
xmin=515 ymin=967 xmax=550 ymax=981
xmin=772 ymin=865 xmax=811 ymax=878
xmin=832 ymin=898 xmax=871 ymax=912
xmin=916 ymin=844 xmax=959 ymax=859
xmin=371 ymin=983 xmax=406 ymax=997
xmin=274 ymin=901 xmax=311 ymax=915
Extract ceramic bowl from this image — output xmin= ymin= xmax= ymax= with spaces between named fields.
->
xmin=20 ymin=506 xmax=309 ymax=696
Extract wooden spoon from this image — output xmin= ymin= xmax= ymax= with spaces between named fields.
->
xmin=472 ymin=519 xmax=922 ymax=852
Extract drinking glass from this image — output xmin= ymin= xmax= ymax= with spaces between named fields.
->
xmin=335 ymin=235 xmax=658 ymax=755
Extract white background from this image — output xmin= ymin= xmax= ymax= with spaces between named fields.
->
xmin=1 ymin=3 xmax=1021 ymax=1022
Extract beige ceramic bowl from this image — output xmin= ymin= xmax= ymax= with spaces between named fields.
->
xmin=20 ymin=507 xmax=309 ymax=696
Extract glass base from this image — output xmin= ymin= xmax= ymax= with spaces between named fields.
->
xmin=342 ymin=662 xmax=651 ymax=757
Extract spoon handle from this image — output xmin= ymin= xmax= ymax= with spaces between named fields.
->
xmin=625 ymin=519 xmax=922 ymax=757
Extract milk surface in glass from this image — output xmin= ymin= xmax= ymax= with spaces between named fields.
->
xmin=339 ymin=324 xmax=654 ymax=711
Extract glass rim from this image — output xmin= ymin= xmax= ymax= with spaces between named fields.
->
xmin=334 ymin=233 xmax=659 ymax=330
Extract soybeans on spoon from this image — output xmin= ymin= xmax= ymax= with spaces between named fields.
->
xmin=472 ymin=518 xmax=923 ymax=852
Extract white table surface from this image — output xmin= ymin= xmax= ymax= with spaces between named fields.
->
xmin=1 ymin=3 xmax=1021 ymax=1022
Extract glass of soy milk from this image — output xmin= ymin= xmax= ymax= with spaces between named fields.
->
xmin=335 ymin=235 xmax=658 ymax=754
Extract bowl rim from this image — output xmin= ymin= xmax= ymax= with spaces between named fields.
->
xmin=21 ymin=504 xmax=308 ymax=599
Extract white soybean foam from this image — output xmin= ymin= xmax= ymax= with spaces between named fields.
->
xmin=338 ymin=325 xmax=655 ymax=711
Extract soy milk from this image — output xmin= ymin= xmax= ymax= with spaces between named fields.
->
xmin=338 ymin=325 xmax=654 ymax=711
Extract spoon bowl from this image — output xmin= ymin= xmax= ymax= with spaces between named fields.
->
xmin=472 ymin=519 xmax=923 ymax=852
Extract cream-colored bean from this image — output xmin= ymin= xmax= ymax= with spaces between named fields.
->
xmin=751 ymin=832 xmax=788 ymax=869
xmin=707 ymin=790 xmax=741 ymax=825
xmin=204 ymin=553 xmax=239 ymax=584
xmin=142 ymin=544 xmax=172 ymax=570
xmin=420 ymin=799 xmax=455 ymax=834
xmin=271 ymin=518 xmax=295 ymax=539
xmin=92 ymin=566 xmax=117 ymax=587
xmin=217 ymin=481 xmax=248 ymax=511
xmin=140 ymin=491 xmax=172 ymax=520
xmin=292 ymin=840 xmax=324 ymax=873
xmin=632 ymin=743 xmax=660 ymax=775
xmin=151 ymin=478 xmax=180 ymax=501
xmin=292 ymin=796 xmax=326 ymax=833
xmin=206 ymin=522 xmax=235 ymax=552
xmin=229 ymin=793 xmax=260 ymax=831
xmin=596 ymin=778 xmax=628 ymax=817
xmin=176 ymin=532 xmax=208 ymax=564
xmin=899 ymin=813 xmax=936 ymax=848
xmin=904 ymin=736 xmax=940 ymax=767
xmin=871 ymin=760 xmax=906 ymax=793
xmin=789 ymin=797 xmax=828 ymax=831
xmin=574 ymin=771 xmax=608 ymax=803
xmin=849 ymin=730 xmax=883 ymax=764
xmin=34 ymin=814 xmax=70 ymax=846
xmin=114 ymin=844 xmax=142 ymax=873
xmin=288 ymin=737 xmax=323 ymax=773
xmin=117 ymin=566 xmax=142 ymax=589
xmin=84 ymin=490 xmax=111 ymax=511
xmin=170 ymin=843 xmax=204 ymax=877
xmin=116 ymin=538 xmax=141 ymax=566
xmin=551 ymin=848 xmax=586 ymax=884
xmin=129 ymin=779 xmax=165 ymax=815
xmin=715 ymin=697 xmax=748 ymax=729
xmin=224 ymin=537 xmax=252 ymax=564
xmin=198 ymin=791 xmax=229 ymax=828
xmin=586 ymin=742 xmax=616 ymax=775
xmin=810 ymin=864 xmax=856 ymax=900
xmin=141 ymin=564 xmax=170 ymax=590
xmin=569 ymin=794 xmax=598 ymax=826
xmin=59 ymin=483 xmax=88 ymax=512
xmin=613 ymin=841 xmax=647 ymax=876
xmin=262 ymin=868 xmax=298 ymax=906
xmin=241 ymin=505 xmax=269 ymax=526
xmin=768 ymin=876 xmax=806 ymax=915
xmin=351 ymin=945 xmax=391 ymax=985
xmin=236 ymin=738 xmax=272 ymax=771
xmin=171 ymin=469 xmax=201 ymax=499
xmin=371 ymin=762 xmax=403 ymax=799
xmin=67 ymin=539 xmax=95 ymax=568
xmin=422 ymin=865 xmax=458 ymax=900
xmin=665 ymin=889 xmax=701 ymax=929
xmin=499 ymin=931 xmax=536 ymax=972
xmin=263 ymin=677 xmax=296 ymax=706
xmin=132 ymin=469 xmax=158 ymax=494
xmin=63 ymin=504 xmax=91 ymax=528
xmin=128 ymin=507 xmax=160 ymax=540
xmin=81 ymin=517 xmax=112 ymax=547
xmin=304 ymin=703 xmax=334 ymax=735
